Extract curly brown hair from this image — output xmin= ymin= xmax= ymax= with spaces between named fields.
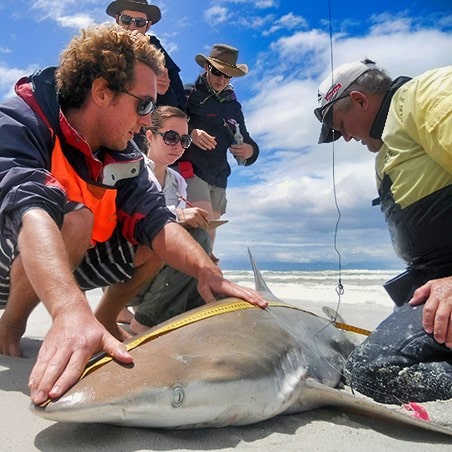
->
xmin=56 ymin=24 xmax=164 ymax=109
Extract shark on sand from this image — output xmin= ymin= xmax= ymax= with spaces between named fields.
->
xmin=32 ymin=251 xmax=452 ymax=436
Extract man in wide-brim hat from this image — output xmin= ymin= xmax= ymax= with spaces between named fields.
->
xmin=106 ymin=0 xmax=161 ymax=25
xmin=195 ymin=44 xmax=248 ymax=79
xmin=106 ymin=0 xmax=185 ymax=110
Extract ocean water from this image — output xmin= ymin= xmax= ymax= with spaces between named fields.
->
xmin=223 ymin=269 xmax=397 ymax=306
xmin=223 ymin=269 xmax=400 ymax=331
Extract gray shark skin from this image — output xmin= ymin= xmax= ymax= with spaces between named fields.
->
xmin=31 ymin=252 xmax=452 ymax=436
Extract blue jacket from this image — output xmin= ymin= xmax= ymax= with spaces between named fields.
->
xmin=0 ymin=67 xmax=174 ymax=247
xmin=180 ymin=74 xmax=259 ymax=188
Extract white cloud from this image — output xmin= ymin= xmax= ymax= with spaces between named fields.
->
xmin=219 ymin=0 xmax=278 ymax=8
xmin=204 ymin=6 xmax=230 ymax=25
xmin=263 ymin=12 xmax=307 ymax=36
xmin=31 ymin=0 xmax=104 ymax=28
xmin=55 ymin=13 xmax=96 ymax=29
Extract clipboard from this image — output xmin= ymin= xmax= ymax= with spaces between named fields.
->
xmin=207 ymin=219 xmax=229 ymax=231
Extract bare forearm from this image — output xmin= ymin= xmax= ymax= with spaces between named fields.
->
xmin=20 ymin=209 xmax=133 ymax=404
xmin=152 ymin=223 xmax=221 ymax=280
xmin=18 ymin=209 xmax=89 ymax=317
xmin=152 ymin=223 xmax=267 ymax=308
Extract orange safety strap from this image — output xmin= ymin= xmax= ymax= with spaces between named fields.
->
xmin=50 ymin=137 xmax=117 ymax=243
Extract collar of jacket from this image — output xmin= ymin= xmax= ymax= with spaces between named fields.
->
xmin=370 ymin=76 xmax=412 ymax=139
xmin=17 ymin=66 xmax=143 ymax=185
xmin=149 ymin=35 xmax=181 ymax=72
xmin=196 ymin=74 xmax=236 ymax=104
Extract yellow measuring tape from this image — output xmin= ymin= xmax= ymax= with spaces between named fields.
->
xmin=80 ymin=299 xmax=371 ymax=380
xmin=333 ymin=321 xmax=372 ymax=336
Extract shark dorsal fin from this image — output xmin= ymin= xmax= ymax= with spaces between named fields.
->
xmin=247 ymin=247 xmax=282 ymax=302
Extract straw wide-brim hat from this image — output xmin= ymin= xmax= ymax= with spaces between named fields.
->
xmin=106 ymin=0 xmax=161 ymax=25
xmin=195 ymin=44 xmax=248 ymax=78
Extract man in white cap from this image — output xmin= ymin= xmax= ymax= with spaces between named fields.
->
xmin=106 ymin=0 xmax=185 ymax=110
xmin=315 ymin=59 xmax=452 ymax=404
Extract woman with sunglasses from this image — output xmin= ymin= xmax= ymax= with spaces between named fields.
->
xmin=120 ymin=106 xmax=214 ymax=334
xmin=179 ymin=44 xmax=259 ymax=262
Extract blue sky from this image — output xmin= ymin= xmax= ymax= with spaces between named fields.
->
xmin=0 ymin=0 xmax=451 ymax=270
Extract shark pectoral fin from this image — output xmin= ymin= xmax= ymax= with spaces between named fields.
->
xmin=322 ymin=306 xmax=345 ymax=323
xmin=302 ymin=379 xmax=452 ymax=437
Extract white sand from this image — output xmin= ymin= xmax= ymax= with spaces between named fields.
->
xmin=1 ymin=290 xmax=451 ymax=451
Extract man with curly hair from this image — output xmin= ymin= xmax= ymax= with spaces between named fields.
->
xmin=0 ymin=25 xmax=266 ymax=406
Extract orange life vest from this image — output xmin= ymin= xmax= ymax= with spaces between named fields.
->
xmin=50 ymin=137 xmax=117 ymax=244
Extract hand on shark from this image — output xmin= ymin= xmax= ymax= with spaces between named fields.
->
xmin=196 ymin=267 xmax=268 ymax=309
xmin=28 ymin=264 xmax=266 ymax=407
xmin=28 ymin=304 xmax=133 ymax=406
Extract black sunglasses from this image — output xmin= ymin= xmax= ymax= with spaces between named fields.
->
xmin=119 ymin=14 xmax=149 ymax=28
xmin=153 ymin=129 xmax=192 ymax=149
xmin=123 ymin=90 xmax=155 ymax=116
xmin=208 ymin=64 xmax=232 ymax=80
xmin=314 ymin=92 xmax=351 ymax=123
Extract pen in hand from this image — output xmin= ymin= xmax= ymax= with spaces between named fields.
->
xmin=177 ymin=192 xmax=195 ymax=208
xmin=176 ymin=192 xmax=211 ymax=229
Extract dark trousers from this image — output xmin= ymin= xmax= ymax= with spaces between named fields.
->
xmin=345 ymin=304 xmax=452 ymax=403
xmin=133 ymin=228 xmax=211 ymax=328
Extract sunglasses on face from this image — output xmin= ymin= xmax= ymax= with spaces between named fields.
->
xmin=119 ymin=14 xmax=149 ymax=28
xmin=314 ymin=92 xmax=351 ymax=123
xmin=208 ymin=65 xmax=232 ymax=80
xmin=153 ymin=129 xmax=192 ymax=149
xmin=123 ymin=90 xmax=156 ymax=116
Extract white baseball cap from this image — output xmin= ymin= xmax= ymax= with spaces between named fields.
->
xmin=314 ymin=60 xmax=376 ymax=143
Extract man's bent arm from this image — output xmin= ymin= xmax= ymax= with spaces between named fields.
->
xmin=16 ymin=209 xmax=132 ymax=404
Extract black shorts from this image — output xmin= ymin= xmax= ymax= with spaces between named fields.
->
xmin=0 ymin=234 xmax=17 ymax=308
xmin=0 ymin=203 xmax=137 ymax=308
xmin=0 ymin=227 xmax=137 ymax=309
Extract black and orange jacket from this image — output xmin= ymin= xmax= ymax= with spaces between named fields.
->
xmin=0 ymin=67 xmax=174 ymax=246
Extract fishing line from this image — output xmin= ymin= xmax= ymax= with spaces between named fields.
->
xmin=327 ymin=0 xmax=344 ymax=321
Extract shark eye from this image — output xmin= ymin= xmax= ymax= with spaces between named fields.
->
xmin=172 ymin=386 xmax=185 ymax=407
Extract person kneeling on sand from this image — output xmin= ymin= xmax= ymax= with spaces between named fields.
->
xmin=314 ymin=59 xmax=452 ymax=404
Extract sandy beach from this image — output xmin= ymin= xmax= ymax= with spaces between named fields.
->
xmin=1 ymin=289 xmax=451 ymax=451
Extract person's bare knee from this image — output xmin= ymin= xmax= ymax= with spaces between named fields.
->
xmin=98 ymin=246 xmax=163 ymax=330
xmin=133 ymin=245 xmax=164 ymax=284
xmin=188 ymin=200 xmax=213 ymax=219
xmin=61 ymin=208 xmax=94 ymax=266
